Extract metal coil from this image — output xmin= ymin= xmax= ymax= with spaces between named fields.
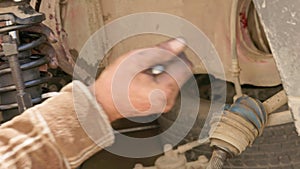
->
xmin=0 ymin=30 xmax=49 ymax=121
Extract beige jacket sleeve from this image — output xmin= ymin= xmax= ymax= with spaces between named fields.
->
xmin=0 ymin=81 xmax=115 ymax=169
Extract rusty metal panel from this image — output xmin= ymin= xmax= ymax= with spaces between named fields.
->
xmin=41 ymin=0 xmax=282 ymax=86
xmin=99 ymin=0 xmax=281 ymax=86
xmin=252 ymin=0 xmax=300 ymax=133
xmin=102 ymin=0 xmax=282 ymax=86
xmin=63 ymin=0 xmax=106 ymax=52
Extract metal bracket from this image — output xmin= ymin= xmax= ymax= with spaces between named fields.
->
xmin=2 ymin=35 xmax=33 ymax=113
xmin=252 ymin=0 xmax=300 ymax=134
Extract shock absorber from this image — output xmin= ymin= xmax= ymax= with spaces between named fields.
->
xmin=0 ymin=1 xmax=49 ymax=121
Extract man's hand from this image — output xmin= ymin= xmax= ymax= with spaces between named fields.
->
xmin=89 ymin=38 xmax=193 ymax=122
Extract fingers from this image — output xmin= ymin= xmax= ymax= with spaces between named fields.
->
xmin=105 ymin=38 xmax=192 ymax=118
xmin=178 ymin=51 xmax=193 ymax=68
xmin=156 ymin=52 xmax=193 ymax=88
xmin=153 ymin=53 xmax=193 ymax=112
xmin=148 ymin=37 xmax=187 ymax=67
xmin=145 ymin=52 xmax=192 ymax=113
xmin=117 ymin=38 xmax=187 ymax=71
xmin=156 ymin=37 xmax=187 ymax=56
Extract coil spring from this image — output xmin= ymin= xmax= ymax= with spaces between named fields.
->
xmin=0 ymin=21 xmax=50 ymax=121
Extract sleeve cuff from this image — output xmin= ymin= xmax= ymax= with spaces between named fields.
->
xmin=36 ymin=80 xmax=115 ymax=168
xmin=71 ymin=80 xmax=115 ymax=148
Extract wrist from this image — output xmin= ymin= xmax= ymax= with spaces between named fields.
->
xmin=88 ymin=82 xmax=121 ymax=123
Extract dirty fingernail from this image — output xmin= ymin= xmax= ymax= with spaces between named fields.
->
xmin=168 ymin=37 xmax=187 ymax=52
xmin=175 ymin=37 xmax=186 ymax=45
xmin=169 ymin=37 xmax=186 ymax=51
xmin=157 ymin=37 xmax=187 ymax=54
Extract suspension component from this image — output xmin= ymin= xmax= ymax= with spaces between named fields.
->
xmin=133 ymin=144 xmax=209 ymax=169
xmin=2 ymin=35 xmax=33 ymax=113
xmin=0 ymin=1 xmax=49 ymax=121
xmin=206 ymin=149 xmax=227 ymax=169
xmin=207 ymin=92 xmax=287 ymax=168
xmin=209 ymin=96 xmax=267 ymax=156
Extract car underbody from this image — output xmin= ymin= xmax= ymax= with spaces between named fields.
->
xmin=0 ymin=0 xmax=299 ymax=168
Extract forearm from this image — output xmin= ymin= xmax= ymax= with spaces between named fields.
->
xmin=0 ymin=81 xmax=114 ymax=169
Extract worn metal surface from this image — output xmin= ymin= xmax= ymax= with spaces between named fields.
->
xmin=40 ymin=0 xmax=282 ymax=86
xmin=0 ymin=1 xmax=45 ymax=24
xmin=38 ymin=0 xmax=76 ymax=75
xmin=262 ymin=90 xmax=287 ymax=114
xmin=2 ymin=35 xmax=32 ymax=113
xmin=252 ymin=0 xmax=300 ymax=133
xmin=206 ymin=149 xmax=227 ymax=169
xmin=133 ymin=150 xmax=208 ymax=169
xmin=102 ymin=0 xmax=281 ymax=86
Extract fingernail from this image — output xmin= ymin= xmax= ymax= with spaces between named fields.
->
xmin=168 ymin=37 xmax=187 ymax=51
xmin=175 ymin=37 xmax=187 ymax=45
